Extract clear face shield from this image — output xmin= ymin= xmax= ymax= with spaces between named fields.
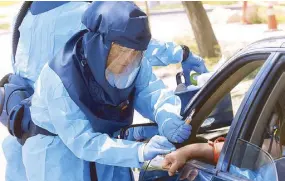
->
xmin=105 ymin=43 xmax=143 ymax=89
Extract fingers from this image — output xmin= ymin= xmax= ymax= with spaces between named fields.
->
xmin=158 ymin=136 xmax=176 ymax=148
xmin=162 ymin=158 xmax=172 ymax=170
xmin=176 ymin=124 xmax=192 ymax=141
xmin=188 ymin=169 xmax=198 ymax=181
xmin=179 ymin=167 xmax=192 ymax=180
xmin=181 ymin=124 xmax=192 ymax=131
xmin=155 ymin=136 xmax=176 ymax=151
xmin=172 ymin=135 xmax=184 ymax=143
xmin=168 ymin=160 xmax=182 ymax=176
xmin=192 ymin=66 xmax=203 ymax=74
xmin=154 ymin=148 xmax=173 ymax=156
xmin=178 ymin=128 xmax=191 ymax=139
xmin=179 ymin=167 xmax=199 ymax=181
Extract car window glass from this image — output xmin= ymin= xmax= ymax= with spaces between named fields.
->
xmin=230 ymin=67 xmax=261 ymax=115
xmin=198 ymin=63 xmax=263 ymax=137
xmin=229 ymin=139 xmax=277 ymax=181
xmin=229 ymin=64 xmax=285 ymax=181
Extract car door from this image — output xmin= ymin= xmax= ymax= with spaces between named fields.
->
xmin=140 ymin=49 xmax=275 ymax=181
xmin=174 ymin=50 xmax=276 ymax=181
xmin=217 ymin=51 xmax=285 ymax=181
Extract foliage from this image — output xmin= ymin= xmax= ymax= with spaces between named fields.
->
xmin=0 ymin=23 xmax=9 ymax=30
xmin=0 ymin=1 xmax=19 ymax=7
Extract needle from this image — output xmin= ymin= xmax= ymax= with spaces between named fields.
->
xmin=185 ymin=109 xmax=196 ymax=125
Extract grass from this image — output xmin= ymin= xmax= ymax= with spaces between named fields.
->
xmin=0 ymin=1 xmax=19 ymax=7
xmin=0 ymin=23 xmax=9 ymax=30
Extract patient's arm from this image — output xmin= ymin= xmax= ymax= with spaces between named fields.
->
xmin=162 ymin=142 xmax=224 ymax=176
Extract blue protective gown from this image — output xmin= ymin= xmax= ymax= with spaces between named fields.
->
xmin=2 ymin=3 xmax=186 ymax=181
xmin=127 ymin=39 xmax=184 ymax=141
xmin=23 ymin=48 xmax=182 ymax=181
xmin=145 ymin=39 xmax=184 ymax=66
xmin=2 ymin=2 xmax=89 ymax=181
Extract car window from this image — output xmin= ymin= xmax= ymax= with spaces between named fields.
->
xmin=229 ymin=139 xmax=277 ymax=181
xmin=229 ymin=59 xmax=285 ymax=181
xmin=229 ymin=113 xmax=282 ymax=180
xmin=230 ymin=67 xmax=261 ymax=116
xmin=197 ymin=61 xmax=264 ymax=139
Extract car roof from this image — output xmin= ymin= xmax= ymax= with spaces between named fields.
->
xmin=244 ymin=36 xmax=285 ymax=50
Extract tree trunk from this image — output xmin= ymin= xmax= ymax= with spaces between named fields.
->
xmin=144 ymin=1 xmax=151 ymax=30
xmin=182 ymin=1 xmax=221 ymax=58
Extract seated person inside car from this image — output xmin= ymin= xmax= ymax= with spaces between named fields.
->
xmin=162 ymin=109 xmax=285 ymax=180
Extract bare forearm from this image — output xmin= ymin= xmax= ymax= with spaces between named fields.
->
xmin=180 ymin=143 xmax=214 ymax=162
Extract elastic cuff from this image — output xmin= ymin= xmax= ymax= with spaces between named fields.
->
xmin=138 ymin=143 xmax=146 ymax=162
xmin=181 ymin=45 xmax=190 ymax=62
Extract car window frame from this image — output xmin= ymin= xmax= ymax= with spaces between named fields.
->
xmin=223 ymin=54 xmax=285 ymax=176
xmin=177 ymin=50 xmax=276 ymax=180
xmin=183 ymin=51 xmax=272 ymax=141
xmin=216 ymin=51 xmax=280 ymax=174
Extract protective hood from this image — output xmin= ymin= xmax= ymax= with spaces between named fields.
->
xmin=82 ymin=1 xmax=151 ymax=50
xmin=80 ymin=1 xmax=151 ymax=105
xmin=75 ymin=1 xmax=151 ymax=105
xmin=30 ymin=1 xmax=69 ymax=15
xmin=49 ymin=1 xmax=151 ymax=134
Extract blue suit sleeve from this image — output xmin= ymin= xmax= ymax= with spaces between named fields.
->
xmin=134 ymin=60 xmax=182 ymax=128
xmin=144 ymin=39 xmax=183 ymax=66
xmin=44 ymin=67 xmax=144 ymax=168
xmin=126 ymin=126 xmax=158 ymax=141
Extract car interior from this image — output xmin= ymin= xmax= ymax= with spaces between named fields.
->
xmin=228 ymin=69 xmax=285 ymax=180
xmin=186 ymin=60 xmax=265 ymax=146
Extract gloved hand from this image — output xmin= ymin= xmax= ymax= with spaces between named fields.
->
xmin=182 ymin=51 xmax=208 ymax=86
xmin=159 ymin=115 xmax=192 ymax=143
xmin=142 ymin=135 xmax=176 ymax=161
xmin=127 ymin=126 xmax=159 ymax=141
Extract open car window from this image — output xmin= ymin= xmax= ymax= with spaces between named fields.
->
xmin=194 ymin=59 xmax=265 ymax=141
xmin=140 ymin=54 xmax=269 ymax=181
xmin=227 ymin=55 xmax=285 ymax=181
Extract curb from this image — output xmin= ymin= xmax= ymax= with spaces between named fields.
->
xmin=149 ymin=4 xmax=243 ymax=16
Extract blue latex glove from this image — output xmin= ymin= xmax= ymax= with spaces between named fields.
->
xmin=158 ymin=114 xmax=192 ymax=143
xmin=143 ymin=135 xmax=176 ymax=161
xmin=126 ymin=126 xmax=159 ymax=141
xmin=182 ymin=52 xmax=208 ymax=86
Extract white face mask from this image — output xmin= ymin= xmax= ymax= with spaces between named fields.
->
xmin=105 ymin=63 xmax=140 ymax=89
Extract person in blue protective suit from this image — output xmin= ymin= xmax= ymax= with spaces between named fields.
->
xmin=1 ymin=2 xmax=207 ymax=181
xmin=126 ymin=40 xmax=208 ymax=141
xmin=19 ymin=2 xmax=192 ymax=181
xmin=2 ymin=2 xmax=89 ymax=181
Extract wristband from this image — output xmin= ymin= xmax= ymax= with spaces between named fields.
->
xmin=208 ymin=137 xmax=225 ymax=164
